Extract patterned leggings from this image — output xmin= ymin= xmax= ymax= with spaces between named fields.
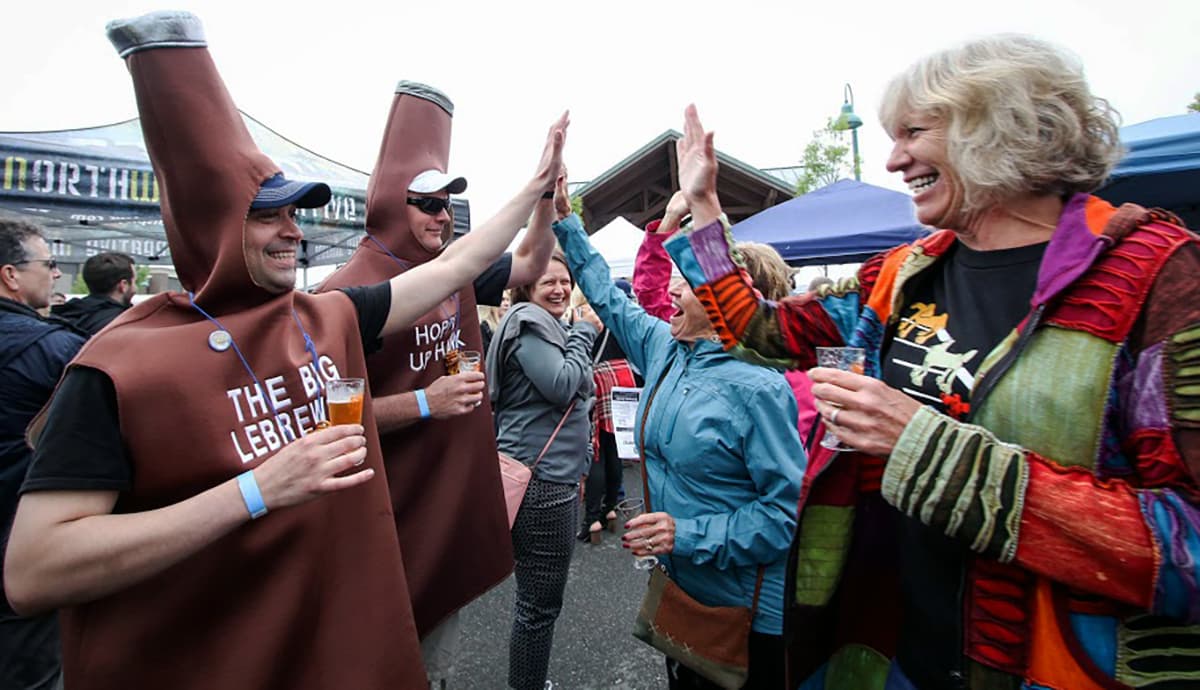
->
xmin=508 ymin=476 xmax=580 ymax=690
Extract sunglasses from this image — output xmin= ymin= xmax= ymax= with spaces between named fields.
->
xmin=406 ymin=196 xmax=453 ymax=215
xmin=13 ymin=258 xmax=57 ymax=270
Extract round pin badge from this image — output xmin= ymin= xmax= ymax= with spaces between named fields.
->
xmin=208 ymin=329 xmax=232 ymax=352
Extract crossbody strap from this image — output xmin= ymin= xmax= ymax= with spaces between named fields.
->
xmin=592 ymin=329 xmax=610 ymax=364
xmin=530 ymin=398 xmax=578 ymax=471
xmin=637 ymin=377 xmax=665 ymax=512
xmin=637 ymin=371 xmax=765 ymax=612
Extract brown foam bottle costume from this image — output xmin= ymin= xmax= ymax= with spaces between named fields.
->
xmin=319 ymin=82 xmax=513 ymax=636
xmin=43 ymin=12 xmax=424 ymax=689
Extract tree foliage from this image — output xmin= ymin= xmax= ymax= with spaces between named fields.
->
xmin=1189 ymin=92 xmax=1200 ymax=113
xmin=569 ymin=195 xmax=586 ymax=231
xmin=794 ymin=118 xmax=855 ymax=196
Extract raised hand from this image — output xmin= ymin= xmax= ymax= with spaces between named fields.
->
xmin=553 ymin=168 xmax=572 ymax=221
xmin=659 ymin=191 xmax=691 ymax=234
xmin=676 ymin=105 xmax=722 ymax=227
xmin=531 ymin=111 xmax=570 ymax=195
xmin=252 ymin=424 xmax=373 ymax=510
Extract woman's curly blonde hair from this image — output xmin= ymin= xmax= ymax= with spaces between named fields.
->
xmin=879 ymin=34 xmax=1123 ymax=212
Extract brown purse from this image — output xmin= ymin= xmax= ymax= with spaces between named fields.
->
xmin=630 ymin=381 xmax=764 ymax=689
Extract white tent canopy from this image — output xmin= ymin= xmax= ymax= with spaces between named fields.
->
xmin=587 ymin=216 xmax=644 ymax=279
xmin=505 ymin=215 xmax=646 ymax=280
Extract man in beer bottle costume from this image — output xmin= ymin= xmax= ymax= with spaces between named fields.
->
xmin=2 ymin=11 xmax=566 ymax=689
xmin=319 ymin=82 xmax=558 ymax=683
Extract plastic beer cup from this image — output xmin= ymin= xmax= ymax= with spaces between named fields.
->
xmin=326 ymin=378 xmax=365 ymax=426
xmin=458 ymin=350 xmax=481 ymax=373
xmin=815 ymin=347 xmax=865 ymax=451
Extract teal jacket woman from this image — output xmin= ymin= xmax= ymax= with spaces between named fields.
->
xmin=553 ymin=213 xmax=805 ymax=637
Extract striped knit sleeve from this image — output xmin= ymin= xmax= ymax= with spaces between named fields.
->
xmin=664 ymin=219 xmax=848 ymax=370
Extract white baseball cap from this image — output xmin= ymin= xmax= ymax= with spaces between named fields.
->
xmin=408 ymin=169 xmax=467 ymax=195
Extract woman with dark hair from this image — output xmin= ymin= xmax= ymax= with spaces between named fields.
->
xmin=665 ymin=34 xmax=1200 ymax=690
xmin=485 ymin=251 xmax=599 ymax=690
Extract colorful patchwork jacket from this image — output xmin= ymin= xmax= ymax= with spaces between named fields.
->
xmin=664 ymin=194 xmax=1200 ymax=690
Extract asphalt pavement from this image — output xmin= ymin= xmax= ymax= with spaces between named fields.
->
xmin=453 ymin=463 xmax=669 ymax=689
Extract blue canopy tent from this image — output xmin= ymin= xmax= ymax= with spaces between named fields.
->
xmin=1098 ymin=114 xmax=1200 ymax=228
xmin=732 ymin=178 xmax=928 ymax=265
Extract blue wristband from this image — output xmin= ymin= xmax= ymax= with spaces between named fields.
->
xmin=414 ymin=388 xmax=431 ymax=419
xmin=236 ymin=470 xmax=268 ymax=519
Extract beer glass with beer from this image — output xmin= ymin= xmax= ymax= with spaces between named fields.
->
xmin=326 ymin=378 xmax=365 ymax=426
xmin=457 ymin=350 xmax=481 ymax=373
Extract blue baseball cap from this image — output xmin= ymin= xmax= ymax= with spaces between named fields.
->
xmin=251 ymin=173 xmax=332 ymax=210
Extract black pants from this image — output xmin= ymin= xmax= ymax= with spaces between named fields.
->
xmin=508 ymin=477 xmax=580 ymax=690
xmin=666 ymin=631 xmax=786 ymax=690
xmin=583 ymin=431 xmax=622 ymax=526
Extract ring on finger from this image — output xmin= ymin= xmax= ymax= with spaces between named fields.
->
xmin=829 ymin=407 xmax=841 ymax=426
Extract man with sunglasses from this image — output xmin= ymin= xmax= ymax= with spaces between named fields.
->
xmin=0 ymin=219 xmax=82 ymax=690
xmin=2 ymin=12 xmax=566 ymax=688
xmin=318 ymin=83 xmax=561 ymax=689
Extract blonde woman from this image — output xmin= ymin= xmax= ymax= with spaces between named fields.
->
xmin=666 ymin=35 xmax=1200 ymax=689
xmin=478 ymin=289 xmax=510 ymax=357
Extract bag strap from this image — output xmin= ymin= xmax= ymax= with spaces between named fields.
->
xmin=637 ymin=373 xmax=767 ymax=612
xmin=750 ymin=564 xmax=766 ymax=616
xmin=638 ymin=377 xmax=665 ymax=512
xmin=592 ymin=329 xmax=610 ymax=365
xmin=530 ymin=398 xmax=578 ymax=471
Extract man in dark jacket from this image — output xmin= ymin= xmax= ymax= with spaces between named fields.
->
xmin=0 ymin=219 xmax=84 ymax=689
xmin=52 ymin=252 xmax=136 ymax=336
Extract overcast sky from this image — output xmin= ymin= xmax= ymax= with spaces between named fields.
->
xmin=4 ymin=0 xmax=1197 ymax=237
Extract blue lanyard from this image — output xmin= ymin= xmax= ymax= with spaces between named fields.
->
xmin=188 ymin=292 xmax=326 ymax=416
xmin=365 ymin=233 xmax=412 ymax=271
xmin=365 ymin=233 xmax=461 ymax=334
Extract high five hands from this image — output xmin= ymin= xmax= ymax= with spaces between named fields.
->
xmin=532 ymin=111 xmax=570 ymax=196
xmin=656 ymin=191 xmax=690 ymax=235
xmin=676 ymin=105 xmax=722 ymax=228
xmin=553 ymin=167 xmax=572 ymax=221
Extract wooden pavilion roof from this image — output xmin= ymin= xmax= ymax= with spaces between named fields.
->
xmin=573 ymin=130 xmax=794 ymax=232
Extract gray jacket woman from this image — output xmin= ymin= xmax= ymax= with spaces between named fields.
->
xmin=486 ymin=251 xmax=598 ymax=690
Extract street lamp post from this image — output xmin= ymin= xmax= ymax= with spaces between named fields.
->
xmin=834 ymin=83 xmax=863 ymax=181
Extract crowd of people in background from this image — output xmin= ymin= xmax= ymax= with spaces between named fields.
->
xmin=0 ymin=9 xmax=1196 ymax=690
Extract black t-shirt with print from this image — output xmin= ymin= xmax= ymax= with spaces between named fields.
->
xmin=881 ymin=239 xmax=1046 ymax=690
